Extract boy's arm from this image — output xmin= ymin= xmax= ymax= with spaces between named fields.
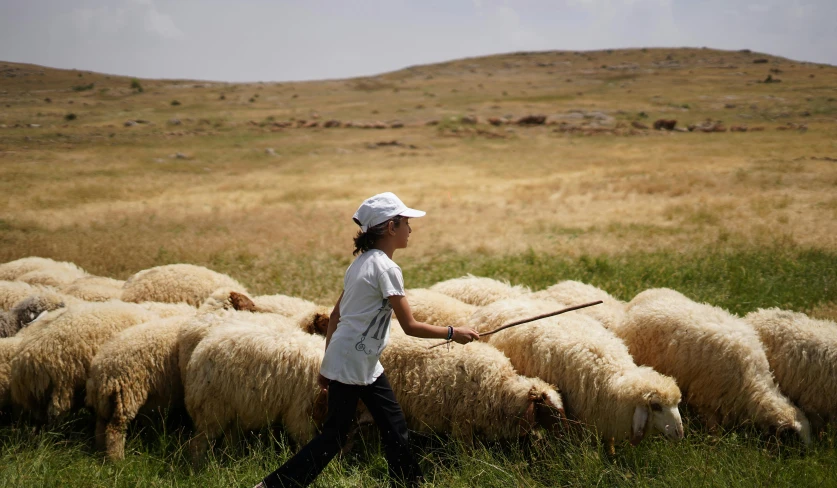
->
xmin=389 ymin=295 xmax=479 ymax=344
xmin=324 ymin=291 xmax=343 ymax=351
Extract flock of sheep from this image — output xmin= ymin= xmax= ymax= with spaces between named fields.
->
xmin=1 ymin=256 xmax=834 ymax=467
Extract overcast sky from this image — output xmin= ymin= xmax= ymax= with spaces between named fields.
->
xmin=1 ymin=0 xmax=834 ymax=83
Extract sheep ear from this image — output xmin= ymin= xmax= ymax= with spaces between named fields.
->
xmin=229 ymin=292 xmax=257 ymax=311
xmin=631 ymin=405 xmax=649 ymax=446
xmin=313 ymin=313 xmax=330 ymax=336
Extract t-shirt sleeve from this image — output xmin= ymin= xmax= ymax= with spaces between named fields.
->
xmin=378 ymin=266 xmax=405 ymax=298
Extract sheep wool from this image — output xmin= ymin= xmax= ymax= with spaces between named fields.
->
xmin=184 ymin=318 xmax=326 ymax=465
xmin=86 ymin=314 xmax=196 ymax=460
xmin=199 ymin=289 xmax=329 ymax=335
xmin=744 ymin=308 xmax=837 ymax=427
xmin=429 ymin=275 xmax=530 ymax=307
xmin=471 ymin=297 xmax=684 ymax=445
xmin=381 ymin=325 xmax=566 ymax=440
xmin=0 ymin=280 xmax=50 ymax=311
xmin=10 ymin=301 xmax=158 ymax=421
xmin=620 ymin=288 xmax=811 ymax=443
xmin=0 ymin=294 xmax=70 ymax=338
xmin=122 ymin=264 xmax=247 ymax=307
xmin=1 ymin=318 xmax=60 ymax=411
xmin=404 ymin=288 xmax=477 ymax=328
xmin=61 ymin=276 xmax=126 ymax=302
xmin=529 ymin=280 xmax=625 ymax=330
xmin=0 ymin=257 xmax=86 ymax=282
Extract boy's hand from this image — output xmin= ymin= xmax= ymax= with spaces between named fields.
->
xmin=317 ymin=373 xmax=330 ymax=392
xmin=452 ymin=327 xmax=480 ymax=344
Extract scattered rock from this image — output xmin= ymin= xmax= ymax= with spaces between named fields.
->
xmin=653 ymin=119 xmax=677 ymax=130
xmin=124 ymin=120 xmax=137 ymax=127
xmin=169 ymin=118 xmax=182 ymax=125
xmin=631 ymin=121 xmax=649 ymax=130
xmin=389 ymin=121 xmax=404 ymax=129
xmin=28 ymin=124 xmax=40 ymax=128
xmin=171 ymin=152 xmax=190 ymax=159
xmin=265 ymin=148 xmax=277 ymax=156
xmin=323 ymin=119 xmax=341 ymax=128
xmin=516 ymin=115 xmax=547 ymax=125
xmin=460 ymin=115 xmax=478 ymax=125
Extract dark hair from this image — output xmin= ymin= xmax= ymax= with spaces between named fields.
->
xmin=353 ymin=216 xmax=403 ymax=256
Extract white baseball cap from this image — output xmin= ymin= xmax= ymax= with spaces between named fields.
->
xmin=353 ymin=192 xmax=426 ymax=232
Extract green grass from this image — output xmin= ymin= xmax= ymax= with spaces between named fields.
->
xmin=1 ymin=246 xmax=835 ymax=487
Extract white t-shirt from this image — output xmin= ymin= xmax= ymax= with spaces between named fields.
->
xmin=320 ymin=249 xmax=405 ymax=385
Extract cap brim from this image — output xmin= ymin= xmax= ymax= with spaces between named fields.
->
xmin=399 ymin=208 xmax=426 ymax=218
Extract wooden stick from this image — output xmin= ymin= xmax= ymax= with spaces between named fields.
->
xmin=428 ymin=300 xmax=603 ymax=349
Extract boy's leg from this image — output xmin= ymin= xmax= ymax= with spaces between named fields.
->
xmin=262 ymin=381 xmax=360 ymax=488
xmin=359 ymin=373 xmax=424 ymax=486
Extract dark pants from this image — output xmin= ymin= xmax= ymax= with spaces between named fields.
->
xmin=262 ymin=373 xmax=423 ymax=488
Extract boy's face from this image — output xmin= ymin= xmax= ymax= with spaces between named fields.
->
xmin=391 ymin=217 xmax=412 ymax=249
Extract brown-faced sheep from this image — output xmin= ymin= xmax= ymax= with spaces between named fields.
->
xmin=199 ymin=289 xmax=330 ymax=335
xmin=744 ymin=308 xmax=837 ymax=429
xmin=429 ymin=275 xmax=530 ymax=307
xmin=122 ymin=264 xmax=247 ymax=307
xmin=471 ymin=297 xmax=684 ymax=447
xmin=10 ymin=301 xmax=159 ymax=422
xmin=529 ymin=281 xmax=625 ymax=330
xmin=620 ymin=288 xmax=811 ymax=443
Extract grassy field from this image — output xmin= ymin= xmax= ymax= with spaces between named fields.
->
xmin=1 ymin=47 xmax=836 ymax=486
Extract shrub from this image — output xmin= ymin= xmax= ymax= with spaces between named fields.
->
xmin=130 ymin=78 xmax=144 ymax=93
xmin=72 ymin=83 xmax=94 ymax=92
xmin=64 ymin=113 xmax=77 ymax=121
xmin=171 ymin=100 xmax=181 ymax=106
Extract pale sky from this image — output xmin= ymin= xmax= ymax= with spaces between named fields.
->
xmin=1 ymin=0 xmax=834 ymax=83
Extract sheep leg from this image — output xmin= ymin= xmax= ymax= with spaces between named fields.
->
xmin=189 ymin=430 xmax=210 ymax=469
xmin=105 ymin=420 xmax=128 ymax=461
xmin=94 ymin=417 xmax=108 ymax=453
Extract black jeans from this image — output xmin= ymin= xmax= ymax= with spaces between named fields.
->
xmin=262 ymin=373 xmax=423 ymax=488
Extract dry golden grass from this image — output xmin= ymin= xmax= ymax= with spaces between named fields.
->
xmin=1 ymin=48 xmax=836 ymax=296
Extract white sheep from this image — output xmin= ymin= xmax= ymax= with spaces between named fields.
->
xmin=381 ymin=324 xmax=567 ymax=441
xmin=10 ymin=301 xmax=159 ymax=421
xmin=471 ymin=297 xmax=684 ymax=446
xmin=122 ymin=264 xmax=248 ymax=307
xmin=184 ymin=316 xmax=326 ymax=465
xmin=61 ymin=276 xmax=126 ymax=302
xmin=1 ymin=317 xmax=58 ymax=412
xmin=744 ymin=308 xmax=837 ymax=429
xmin=199 ymin=289 xmax=330 ymax=335
xmin=403 ymin=288 xmax=477 ymax=328
xmin=0 ymin=257 xmax=87 ymax=284
xmin=86 ymin=313 xmax=197 ymax=460
xmin=529 ymin=280 xmax=625 ymax=330
xmin=429 ymin=275 xmax=530 ymax=306
xmin=619 ymin=288 xmax=811 ymax=443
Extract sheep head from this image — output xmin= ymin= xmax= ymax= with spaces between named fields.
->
xmin=12 ymin=295 xmax=65 ymax=328
xmin=632 ymin=392 xmax=684 ymax=445
xmin=519 ymin=384 xmax=568 ymax=436
xmin=229 ymin=291 xmax=258 ymax=312
xmin=770 ymin=406 xmax=811 ymax=446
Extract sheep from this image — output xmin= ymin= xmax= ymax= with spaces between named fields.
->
xmin=0 ymin=280 xmax=51 ymax=311
xmin=429 ymin=275 xmax=530 ymax=306
xmin=61 ymin=275 xmax=125 ymax=302
xmin=0 ymin=257 xmax=86 ymax=283
xmin=10 ymin=301 xmax=159 ymax=422
xmin=470 ymin=297 xmax=684 ymax=447
xmin=199 ymin=289 xmax=330 ymax=335
xmin=183 ymin=316 xmax=327 ymax=465
xmin=18 ymin=266 xmax=89 ymax=288
xmin=528 ymin=280 xmax=626 ymax=330
xmin=380 ymin=324 xmax=567 ymax=441
xmin=403 ymin=288 xmax=477 ymax=328
xmin=744 ymin=308 xmax=837 ymax=429
xmin=0 ymin=294 xmax=69 ymax=338
xmin=1 ymin=318 xmax=58 ymax=412
xmin=122 ymin=264 xmax=248 ymax=307
xmin=619 ymin=288 xmax=811 ymax=443
xmin=86 ymin=314 xmax=197 ymax=460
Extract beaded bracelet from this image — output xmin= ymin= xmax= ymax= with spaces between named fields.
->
xmin=447 ymin=326 xmax=453 ymax=340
